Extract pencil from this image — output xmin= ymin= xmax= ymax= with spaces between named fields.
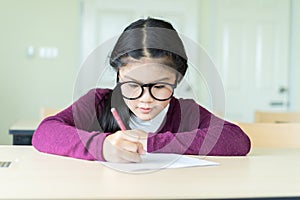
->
xmin=111 ymin=108 xmax=127 ymax=131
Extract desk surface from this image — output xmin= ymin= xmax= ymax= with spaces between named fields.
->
xmin=0 ymin=146 xmax=299 ymax=199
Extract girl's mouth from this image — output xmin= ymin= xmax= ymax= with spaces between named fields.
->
xmin=139 ymin=107 xmax=152 ymax=114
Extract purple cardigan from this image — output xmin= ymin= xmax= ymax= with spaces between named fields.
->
xmin=32 ymin=88 xmax=251 ymax=161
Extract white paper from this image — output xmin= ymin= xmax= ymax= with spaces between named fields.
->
xmin=100 ymin=153 xmax=219 ymax=173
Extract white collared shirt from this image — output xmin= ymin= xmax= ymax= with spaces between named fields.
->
xmin=129 ymin=104 xmax=169 ymax=133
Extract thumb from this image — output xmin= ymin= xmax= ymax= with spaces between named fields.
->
xmin=137 ymin=142 xmax=146 ymax=155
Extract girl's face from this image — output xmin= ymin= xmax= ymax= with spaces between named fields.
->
xmin=118 ymin=58 xmax=177 ymax=121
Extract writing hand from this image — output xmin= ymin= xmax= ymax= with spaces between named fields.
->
xmin=102 ymin=129 xmax=148 ymax=163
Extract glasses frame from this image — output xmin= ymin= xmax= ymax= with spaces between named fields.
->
xmin=118 ymin=81 xmax=177 ymax=101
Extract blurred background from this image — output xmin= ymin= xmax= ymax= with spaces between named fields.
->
xmin=1 ymin=0 xmax=299 ymax=145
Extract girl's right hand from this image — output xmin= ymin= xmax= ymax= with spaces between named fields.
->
xmin=102 ymin=129 xmax=147 ymax=163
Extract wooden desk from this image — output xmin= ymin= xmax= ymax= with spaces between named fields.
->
xmin=0 ymin=146 xmax=299 ymax=199
xmin=9 ymin=120 xmax=40 ymax=145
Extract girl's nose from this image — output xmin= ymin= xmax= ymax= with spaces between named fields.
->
xmin=139 ymin=88 xmax=154 ymax=102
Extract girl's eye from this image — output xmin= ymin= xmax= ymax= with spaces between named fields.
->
xmin=154 ymin=84 xmax=166 ymax=89
xmin=128 ymin=83 xmax=139 ymax=88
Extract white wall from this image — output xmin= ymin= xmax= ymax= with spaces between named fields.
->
xmin=293 ymin=0 xmax=300 ymax=111
xmin=0 ymin=0 xmax=79 ymax=144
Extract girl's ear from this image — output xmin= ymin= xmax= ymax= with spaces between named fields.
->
xmin=176 ymin=72 xmax=182 ymax=84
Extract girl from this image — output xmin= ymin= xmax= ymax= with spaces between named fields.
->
xmin=32 ymin=18 xmax=251 ymax=162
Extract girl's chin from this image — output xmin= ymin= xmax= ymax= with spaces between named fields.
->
xmin=134 ymin=111 xmax=157 ymax=121
xmin=136 ymin=114 xmax=153 ymax=121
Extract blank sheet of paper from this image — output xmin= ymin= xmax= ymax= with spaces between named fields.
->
xmin=101 ymin=153 xmax=219 ymax=172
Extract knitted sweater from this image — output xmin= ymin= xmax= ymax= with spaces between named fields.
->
xmin=32 ymin=88 xmax=251 ymax=161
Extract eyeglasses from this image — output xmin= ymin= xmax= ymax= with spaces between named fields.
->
xmin=118 ymin=81 xmax=177 ymax=101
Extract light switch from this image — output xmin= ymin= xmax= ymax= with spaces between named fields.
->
xmin=39 ymin=47 xmax=59 ymax=59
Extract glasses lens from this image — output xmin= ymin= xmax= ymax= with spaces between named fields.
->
xmin=120 ymin=82 xmax=174 ymax=100
xmin=151 ymin=83 xmax=174 ymax=100
xmin=120 ymin=82 xmax=142 ymax=99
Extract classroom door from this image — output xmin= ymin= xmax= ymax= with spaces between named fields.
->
xmin=209 ymin=0 xmax=290 ymax=122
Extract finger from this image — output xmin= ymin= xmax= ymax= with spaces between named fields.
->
xmin=120 ymin=130 xmax=147 ymax=142
xmin=118 ymin=140 xmax=140 ymax=152
xmin=119 ymin=149 xmax=142 ymax=163
xmin=131 ymin=129 xmax=148 ymax=140
xmin=118 ymin=140 xmax=146 ymax=155
xmin=120 ymin=131 xmax=140 ymax=142
xmin=137 ymin=142 xmax=146 ymax=155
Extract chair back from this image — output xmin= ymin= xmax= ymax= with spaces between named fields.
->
xmin=255 ymin=111 xmax=300 ymax=123
xmin=238 ymin=122 xmax=300 ymax=148
xmin=40 ymin=107 xmax=61 ymax=119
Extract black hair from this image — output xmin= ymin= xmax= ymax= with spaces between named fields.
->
xmin=99 ymin=17 xmax=188 ymax=133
